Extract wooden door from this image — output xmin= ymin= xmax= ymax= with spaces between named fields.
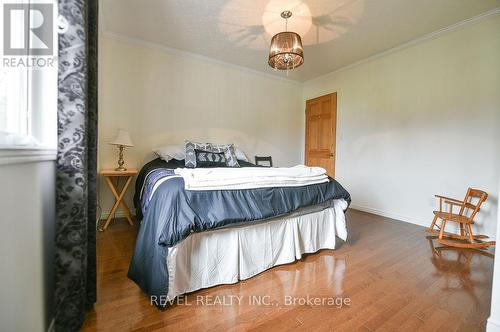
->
xmin=305 ymin=93 xmax=337 ymax=177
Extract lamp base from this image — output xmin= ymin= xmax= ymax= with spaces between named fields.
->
xmin=115 ymin=145 xmax=127 ymax=171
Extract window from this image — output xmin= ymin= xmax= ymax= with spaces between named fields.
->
xmin=0 ymin=66 xmax=28 ymax=142
xmin=0 ymin=0 xmax=57 ymax=154
xmin=0 ymin=0 xmax=29 ymax=146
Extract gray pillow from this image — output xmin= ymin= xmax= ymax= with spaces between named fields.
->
xmin=185 ymin=140 xmax=240 ymax=168
xmin=194 ymin=149 xmax=227 ymax=167
xmin=211 ymin=143 xmax=240 ymax=168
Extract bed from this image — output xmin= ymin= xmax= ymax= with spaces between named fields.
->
xmin=128 ymin=158 xmax=351 ymax=306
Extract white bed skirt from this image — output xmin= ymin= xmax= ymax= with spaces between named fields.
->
xmin=166 ymin=199 xmax=348 ymax=300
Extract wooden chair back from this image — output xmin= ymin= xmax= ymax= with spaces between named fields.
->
xmin=460 ymin=188 xmax=488 ymax=222
xmin=255 ymin=156 xmax=273 ymax=167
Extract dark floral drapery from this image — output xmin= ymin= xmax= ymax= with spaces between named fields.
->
xmin=55 ymin=0 xmax=98 ymax=330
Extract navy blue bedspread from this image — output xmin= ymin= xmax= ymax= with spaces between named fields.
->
xmin=128 ymin=158 xmax=351 ymax=303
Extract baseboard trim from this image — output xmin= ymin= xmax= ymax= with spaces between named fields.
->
xmin=100 ymin=209 xmax=136 ymax=220
xmin=98 ymin=204 xmax=481 ymax=235
xmin=102 ymin=205 xmax=425 ymax=227
xmin=349 ymin=204 xmax=471 ymax=236
xmin=487 ymin=317 xmax=500 ymax=332
xmin=349 ymin=204 xmax=429 ymax=228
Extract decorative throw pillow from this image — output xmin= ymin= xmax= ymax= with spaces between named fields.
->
xmin=185 ymin=140 xmax=240 ymax=168
xmin=194 ymin=149 xmax=227 ymax=167
xmin=210 ymin=143 xmax=240 ymax=168
xmin=185 ymin=141 xmax=211 ymax=168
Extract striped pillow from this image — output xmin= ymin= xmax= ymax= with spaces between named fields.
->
xmin=185 ymin=140 xmax=240 ymax=168
xmin=194 ymin=149 xmax=227 ymax=167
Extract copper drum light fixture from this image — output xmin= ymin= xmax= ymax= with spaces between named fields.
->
xmin=268 ymin=10 xmax=304 ymax=71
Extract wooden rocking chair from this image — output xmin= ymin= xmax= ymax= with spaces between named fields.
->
xmin=426 ymin=188 xmax=496 ymax=249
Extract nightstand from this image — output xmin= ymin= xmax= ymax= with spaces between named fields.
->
xmin=99 ymin=168 xmax=138 ymax=231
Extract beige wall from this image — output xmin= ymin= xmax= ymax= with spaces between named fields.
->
xmin=0 ymin=161 xmax=55 ymax=331
xmin=303 ymin=15 xmax=500 ymax=237
xmin=98 ymin=36 xmax=303 ymax=217
xmin=99 ymin=16 xmax=500 ymax=237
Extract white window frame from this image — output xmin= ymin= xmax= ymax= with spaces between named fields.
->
xmin=0 ymin=0 xmax=58 ymax=165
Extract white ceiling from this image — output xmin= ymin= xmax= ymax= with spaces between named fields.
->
xmin=100 ymin=0 xmax=500 ymax=82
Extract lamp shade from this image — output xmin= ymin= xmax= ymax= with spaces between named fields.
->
xmin=109 ymin=129 xmax=134 ymax=147
xmin=268 ymin=31 xmax=304 ymax=70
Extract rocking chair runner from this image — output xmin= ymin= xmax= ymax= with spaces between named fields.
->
xmin=426 ymin=188 xmax=496 ymax=249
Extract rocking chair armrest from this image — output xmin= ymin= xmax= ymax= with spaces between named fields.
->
xmin=435 ymin=195 xmax=466 ymax=213
xmin=434 ymin=195 xmax=463 ymax=204
xmin=445 ymin=200 xmax=476 ymax=211
xmin=443 ymin=200 xmax=466 ymax=207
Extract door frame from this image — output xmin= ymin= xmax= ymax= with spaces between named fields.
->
xmin=304 ymin=92 xmax=337 ymax=177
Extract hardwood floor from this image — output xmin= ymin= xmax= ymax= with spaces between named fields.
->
xmin=82 ymin=209 xmax=495 ymax=331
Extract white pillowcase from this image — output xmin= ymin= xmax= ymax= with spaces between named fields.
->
xmin=234 ymin=146 xmax=249 ymax=162
xmin=153 ymin=144 xmax=249 ymax=162
xmin=153 ymin=145 xmax=185 ymax=162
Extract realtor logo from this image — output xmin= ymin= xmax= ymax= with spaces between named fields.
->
xmin=3 ymin=3 xmax=53 ymax=55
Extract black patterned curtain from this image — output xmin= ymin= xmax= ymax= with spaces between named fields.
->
xmin=55 ymin=0 xmax=98 ymax=330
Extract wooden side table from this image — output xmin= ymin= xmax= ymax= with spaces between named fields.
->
xmin=99 ymin=168 xmax=138 ymax=231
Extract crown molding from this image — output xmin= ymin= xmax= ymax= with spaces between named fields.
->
xmin=100 ymin=31 xmax=303 ymax=86
xmin=304 ymin=7 xmax=500 ymax=85
xmin=100 ymin=7 xmax=499 ymax=86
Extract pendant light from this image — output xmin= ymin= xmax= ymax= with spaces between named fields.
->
xmin=268 ymin=11 xmax=304 ymax=71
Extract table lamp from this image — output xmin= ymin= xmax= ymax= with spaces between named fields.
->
xmin=109 ymin=129 xmax=134 ymax=171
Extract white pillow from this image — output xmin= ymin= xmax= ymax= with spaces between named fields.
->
xmin=154 ymin=144 xmax=249 ymax=162
xmin=153 ymin=145 xmax=185 ymax=162
xmin=234 ymin=146 xmax=249 ymax=162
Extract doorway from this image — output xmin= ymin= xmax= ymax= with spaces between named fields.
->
xmin=304 ymin=92 xmax=337 ymax=177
